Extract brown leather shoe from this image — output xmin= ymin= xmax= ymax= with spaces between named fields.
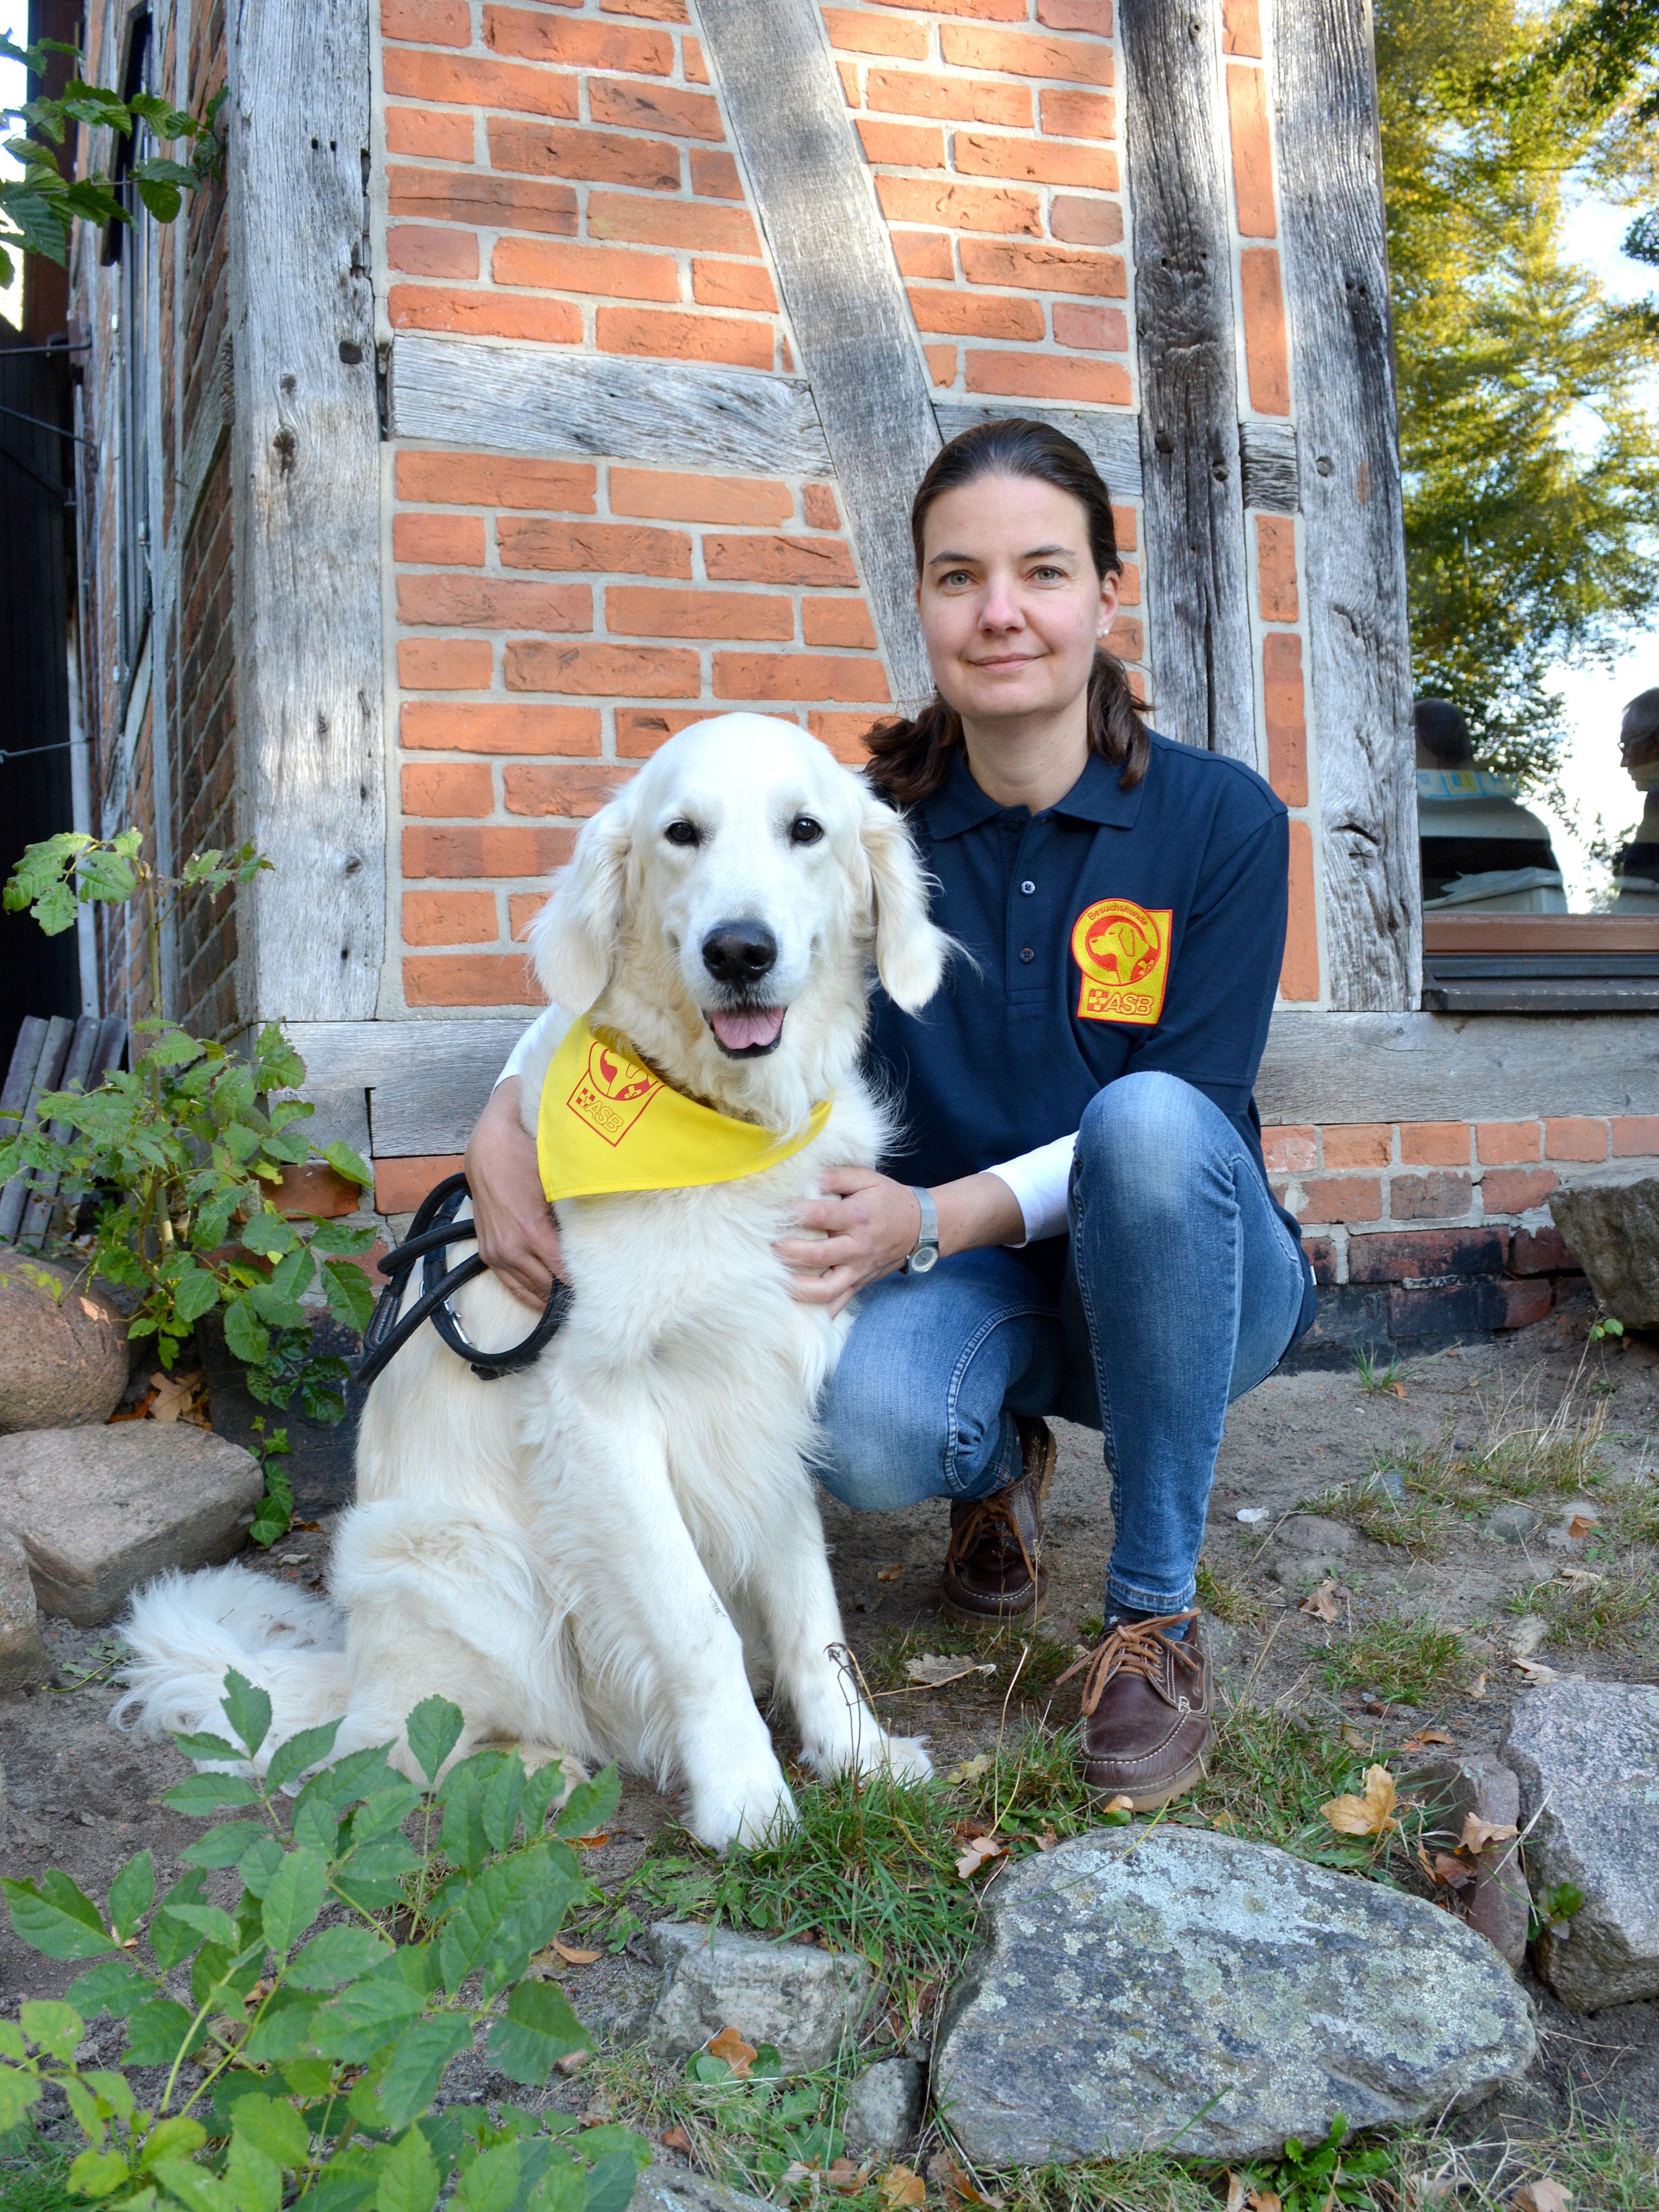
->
xmin=939 ymin=1416 xmax=1056 ymax=1621
xmin=1061 ymin=1610 xmax=1211 ymax=1809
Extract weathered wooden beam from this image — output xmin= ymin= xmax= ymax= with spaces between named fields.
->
xmin=1239 ymin=420 xmax=1300 ymax=512
xmin=1269 ymin=0 xmax=1418 ymax=1010
xmin=389 ymin=334 xmax=832 ymax=480
xmin=1120 ymin=0 xmax=1255 ymax=761
xmin=286 ymin=1009 xmax=1659 ymax=1166
xmin=228 ymin=0 xmax=383 ymax=1026
xmin=694 ymin=0 xmax=940 ymax=711
xmin=934 ymin=404 xmax=1143 ymax=502
xmin=178 ymin=332 xmax=232 ymax=548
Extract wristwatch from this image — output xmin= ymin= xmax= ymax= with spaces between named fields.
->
xmin=903 ymin=1186 xmax=940 ymax=1274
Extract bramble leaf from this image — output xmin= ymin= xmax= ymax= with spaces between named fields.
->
xmin=222 ymin=1669 xmax=273 ymax=1759
xmin=264 ymin=1718 xmax=344 ymax=1796
xmin=406 ymin=1697 xmax=464 ymax=1787
xmin=107 ymin=1851 xmax=154 ymax=1943
xmin=260 ymin=1848 xmax=329 ymax=1959
xmin=3 ymin=1874 xmax=119 ymax=1959
xmin=485 ymin=1982 xmax=590 ymax=2087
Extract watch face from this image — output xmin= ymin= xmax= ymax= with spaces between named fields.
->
xmin=910 ymin=1244 xmax=940 ymax=1274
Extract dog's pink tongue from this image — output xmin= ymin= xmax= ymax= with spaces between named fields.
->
xmin=710 ymin=1007 xmax=786 ymax=1051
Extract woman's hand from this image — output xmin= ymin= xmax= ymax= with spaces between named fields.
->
xmin=775 ymin=1167 xmax=920 ymax=1316
xmin=463 ymin=1077 xmax=568 ymax=1311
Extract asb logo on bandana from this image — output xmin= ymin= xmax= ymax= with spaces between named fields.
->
xmin=567 ymin=1037 xmax=662 ymax=1148
xmin=1070 ymin=898 xmax=1172 ymax=1026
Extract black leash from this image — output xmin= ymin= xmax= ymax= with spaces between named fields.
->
xmin=354 ymin=1172 xmax=571 ymax=1390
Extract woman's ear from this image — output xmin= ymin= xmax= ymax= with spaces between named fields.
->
xmin=529 ymin=790 xmax=635 ymax=1011
xmin=857 ymin=784 xmax=951 ymax=1013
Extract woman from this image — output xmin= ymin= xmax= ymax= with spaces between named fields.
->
xmin=466 ymin=419 xmax=1315 ymax=1809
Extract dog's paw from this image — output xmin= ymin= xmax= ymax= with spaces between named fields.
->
xmin=800 ymin=1705 xmax=932 ymax=1786
xmin=686 ymin=1764 xmax=796 ymax=1854
xmin=878 ymin=1730 xmax=932 ymax=1784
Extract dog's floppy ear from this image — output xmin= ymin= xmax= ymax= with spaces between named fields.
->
xmin=530 ymin=789 xmax=635 ymax=1011
xmin=858 ymin=785 xmax=950 ymax=1013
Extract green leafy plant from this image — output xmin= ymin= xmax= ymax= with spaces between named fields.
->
xmin=247 ymin=1420 xmax=294 ymax=1552
xmin=0 ymin=33 xmax=224 ymax=286
xmin=1534 ymin=1879 xmax=1586 ymax=1939
xmin=1589 ymin=1312 xmax=1626 ymax=1345
xmin=0 ymin=1672 xmax=646 ymax=2212
xmin=1 ymin=832 xmax=377 ymax=1421
xmin=1238 ymin=2113 xmax=1391 ymax=2210
xmin=1351 ymin=1349 xmax=1404 ymax=1396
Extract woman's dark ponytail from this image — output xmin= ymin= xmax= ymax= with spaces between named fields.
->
xmin=864 ymin=416 xmax=1149 ymax=808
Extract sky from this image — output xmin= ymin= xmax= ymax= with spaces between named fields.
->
xmin=1 ymin=26 xmax=1653 ymax=905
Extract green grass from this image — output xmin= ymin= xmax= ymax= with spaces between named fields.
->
xmin=1388 ymin=2106 xmax=1659 ymax=2210
xmin=1195 ymin=1563 xmax=1267 ymax=1628
xmin=1351 ymin=1347 xmax=1404 ymax=1395
xmin=0 ymin=2130 xmax=77 ymax=2212
xmin=1517 ymin=1567 xmax=1659 ymax=1656
xmin=1319 ymin=1613 xmax=1469 ymax=1705
xmin=862 ymin=1617 xmax=1082 ymax=1702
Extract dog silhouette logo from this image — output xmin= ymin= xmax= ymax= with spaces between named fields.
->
xmin=568 ymin=1036 xmax=662 ymax=1145
xmin=1070 ymin=898 xmax=1173 ymax=1026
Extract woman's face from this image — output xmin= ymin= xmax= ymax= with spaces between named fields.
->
xmin=917 ymin=473 xmax=1119 ymax=732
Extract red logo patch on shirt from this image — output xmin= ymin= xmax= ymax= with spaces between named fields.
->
xmin=1070 ymin=898 xmax=1172 ymax=1026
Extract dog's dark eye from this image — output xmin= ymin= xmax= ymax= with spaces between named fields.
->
xmin=789 ymin=815 xmax=824 ymax=847
xmin=664 ymin=820 xmax=701 ymax=848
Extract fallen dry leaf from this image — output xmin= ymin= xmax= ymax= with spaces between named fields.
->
xmin=148 ymin=1369 xmax=203 ymax=1425
xmin=549 ymin=1937 xmax=602 ymax=1965
xmin=1225 ymin=2175 xmax=1248 ymax=2212
xmin=1510 ymin=2181 xmax=1572 ymax=2212
xmin=1565 ymin=1514 xmax=1599 ymax=1541
xmin=1103 ymin=1793 xmax=1136 ymax=1816
xmin=1556 ymin=1566 xmax=1605 ymax=1590
xmin=876 ymin=1564 xmax=905 ymax=1582
xmin=907 ymin=1654 xmax=996 ymax=1687
xmin=955 ymin=1833 xmax=1010 ymax=1880
xmin=780 ymin=2162 xmax=818 ymax=2192
xmin=705 ymin=2026 xmax=757 ymax=2078
xmin=1034 ymin=1826 xmax=1059 ymax=1852
xmin=1432 ymin=1851 xmax=1476 ymax=1888
xmin=1321 ymin=1763 xmax=1400 ymax=1837
xmin=660 ymin=2127 xmax=692 ymax=2155
xmin=881 ymin=2166 xmax=926 ymax=2210
xmin=1248 ymin=2193 xmax=1283 ymax=2212
xmin=1299 ymin=1579 xmax=1341 ymax=1623
xmin=1460 ymin=1812 xmax=1519 ymax=1854
xmin=826 ymin=2160 xmax=871 ymax=2195
xmin=1402 ymin=1728 xmax=1454 ymax=1750
xmin=1467 ymin=1670 xmax=1489 ymax=1700
xmin=939 ymin=2159 xmax=1001 ymax=2210
xmin=1513 ymin=1657 xmax=1561 ymax=1685
xmin=945 ymin=1753 xmax=992 ymax=1784
xmin=1391 ymin=1379 xmax=1407 ymax=1397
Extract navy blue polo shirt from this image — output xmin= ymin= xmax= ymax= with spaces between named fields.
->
xmin=867 ymin=732 xmax=1318 ymax=1341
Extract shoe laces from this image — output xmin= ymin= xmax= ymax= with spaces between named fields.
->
xmin=1056 ymin=1610 xmax=1201 ymax=1717
xmin=943 ymin=1489 xmax=1040 ymax=1587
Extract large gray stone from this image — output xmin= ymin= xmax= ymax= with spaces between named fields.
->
xmin=931 ymin=1828 xmax=1535 ymax=2166
xmin=631 ymin=2151 xmax=772 ymax=2212
xmin=1503 ymin=1680 xmax=1659 ymax=2011
xmin=0 ymin=1525 xmax=49 ymax=1690
xmin=646 ymin=1922 xmax=874 ymax=2075
xmin=1407 ymin=1753 xmax=1529 ymax=1969
xmin=0 ymin=1425 xmax=263 ymax=1625
xmin=0 ymin=1251 xmax=129 ymax=1433
xmin=1548 ymin=1173 xmax=1659 ymax=1328
xmin=841 ymin=2057 xmax=924 ymax=2159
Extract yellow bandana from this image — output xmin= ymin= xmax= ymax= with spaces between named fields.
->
xmin=537 ymin=1017 xmax=832 ymax=1202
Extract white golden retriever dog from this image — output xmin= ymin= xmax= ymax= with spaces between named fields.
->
xmin=115 ymin=715 xmax=948 ymax=1848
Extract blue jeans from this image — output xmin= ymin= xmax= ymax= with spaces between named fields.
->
xmin=818 ymin=1072 xmax=1309 ymax=1615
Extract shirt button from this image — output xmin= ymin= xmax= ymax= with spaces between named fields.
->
xmin=1019 ymin=946 xmax=1035 ymax=964
xmin=1020 ymin=880 xmax=1036 ymax=896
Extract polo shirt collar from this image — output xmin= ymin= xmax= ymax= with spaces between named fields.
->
xmin=922 ymin=744 xmax=1147 ymax=841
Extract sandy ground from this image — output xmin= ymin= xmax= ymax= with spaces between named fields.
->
xmin=3 ymin=1291 xmax=1655 ymax=2147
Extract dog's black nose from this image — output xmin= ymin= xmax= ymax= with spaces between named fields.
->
xmin=702 ymin=921 xmax=778 ymax=985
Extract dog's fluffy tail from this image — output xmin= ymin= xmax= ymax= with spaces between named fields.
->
xmin=111 ymin=1563 xmax=354 ymax=1775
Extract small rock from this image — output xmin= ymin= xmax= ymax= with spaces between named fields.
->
xmin=1365 ymin=1467 xmax=1406 ymax=1499
xmin=632 ymin=2152 xmax=774 ymax=2212
xmin=1504 ymin=1680 xmax=1659 ymax=2011
xmin=0 ymin=1425 xmax=263 ymax=1626
xmin=931 ymin=1828 xmax=1534 ymax=2166
xmin=1277 ymin=1514 xmax=1359 ymax=1555
xmin=0 ymin=1251 xmax=129 ymax=1433
xmin=1486 ymin=1504 xmax=1541 ymax=1545
xmin=646 ymin=1922 xmax=874 ymax=2075
xmin=1406 ymin=1752 xmax=1528 ymax=1969
xmin=841 ymin=2057 xmax=924 ymax=2158
xmin=0 ymin=1525 xmax=49 ymax=1691
xmin=1549 ymin=1173 xmax=1659 ymax=1328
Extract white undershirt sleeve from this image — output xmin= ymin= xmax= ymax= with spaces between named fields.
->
xmin=493 ymin=1007 xmax=563 ymax=1089
xmin=985 ymin=1133 xmax=1077 ymax=1248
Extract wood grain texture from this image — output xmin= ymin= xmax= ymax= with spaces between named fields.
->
xmin=287 ymin=1017 xmax=530 ymax=1157
xmin=1270 ymin=0 xmax=1418 ymax=1009
xmin=695 ymin=0 xmax=940 ymax=711
xmin=178 ymin=332 xmax=232 ymax=547
xmin=1239 ymin=419 xmax=1299 ymax=512
xmin=934 ymin=404 xmax=1143 ymax=501
xmin=1120 ymin=0 xmax=1256 ymax=761
xmin=228 ymin=0 xmax=383 ymax=1026
xmin=1258 ymin=1011 xmax=1659 ymax=1124
xmin=390 ymin=333 xmax=833 ymax=479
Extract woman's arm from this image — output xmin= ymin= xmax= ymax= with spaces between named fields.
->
xmin=776 ymin=1165 xmax=1025 ymax=1317
xmin=463 ymin=1075 xmax=568 ymax=1311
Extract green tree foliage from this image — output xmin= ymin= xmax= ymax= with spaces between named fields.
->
xmin=0 ymin=33 xmax=223 ymax=287
xmin=0 ymin=1676 xmax=643 ymax=2212
xmin=1377 ymin=0 xmax=1659 ymax=788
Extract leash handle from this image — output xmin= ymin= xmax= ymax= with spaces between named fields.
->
xmin=354 ymin=1172 xmax=569 ymax=1390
